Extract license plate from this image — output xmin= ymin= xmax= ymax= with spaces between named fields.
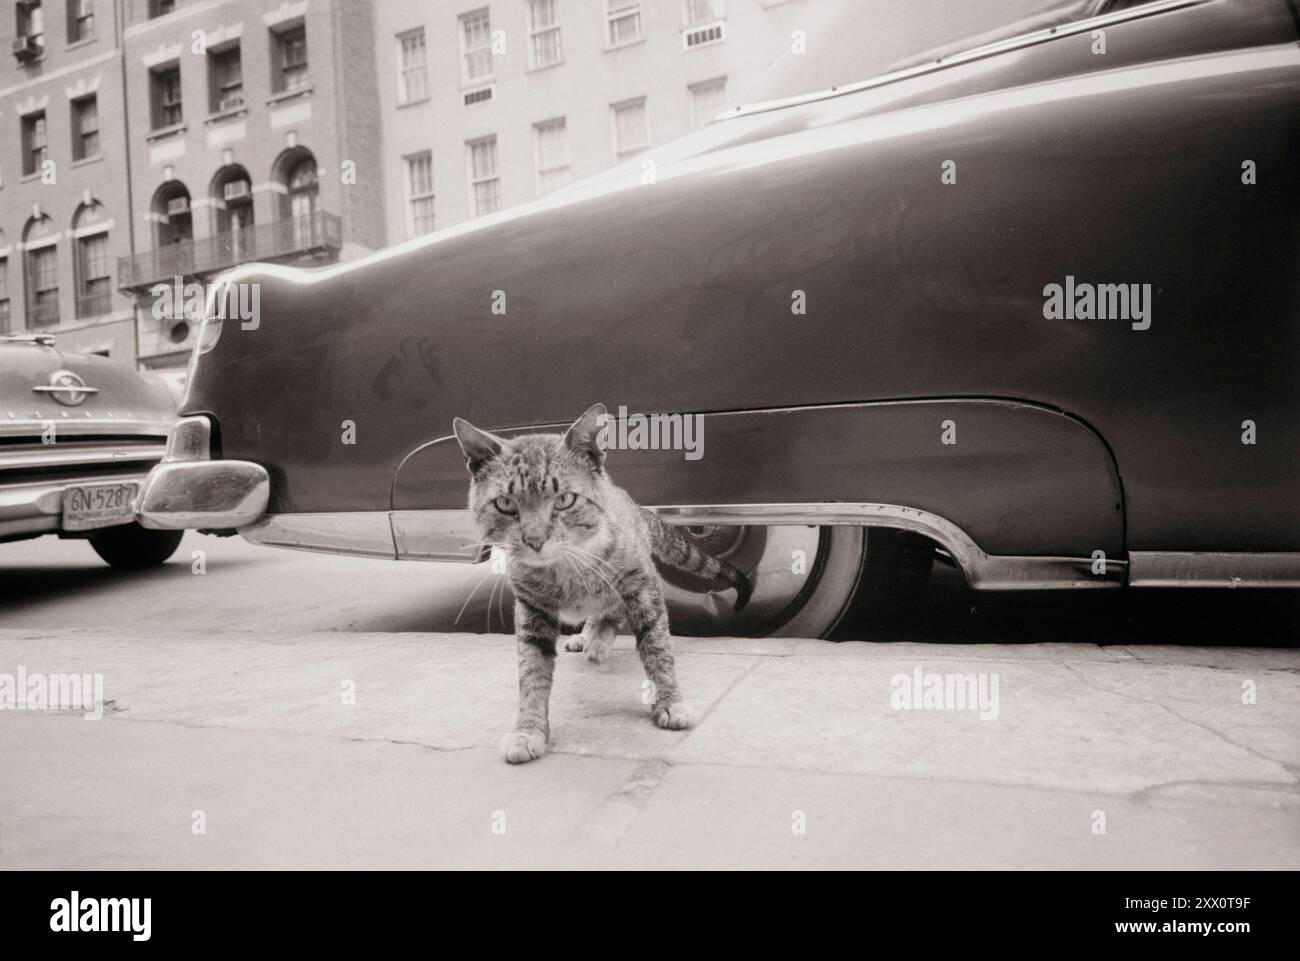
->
xmin=63 ymin=483 xmax=139 ymax=532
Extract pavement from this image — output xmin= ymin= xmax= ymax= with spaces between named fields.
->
xmin=1 ymin=533 xmax=1297 ymax=869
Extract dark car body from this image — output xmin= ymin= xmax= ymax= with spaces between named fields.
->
xmin=140 ymin=0 xmax=1300 ymax=597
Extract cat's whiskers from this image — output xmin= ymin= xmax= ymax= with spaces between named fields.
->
xmin=454 ymin=564 xmax=499 ymax=626
xmin=565 ymin=544 xmax=624 ymax=590
xmin=562 ymin=546 xmax=622 ymax=599
xmin=485 ymin=572 xmax=501 ymax=633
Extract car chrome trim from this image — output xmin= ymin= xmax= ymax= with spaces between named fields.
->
xmin=391 ymin=509 xmax=488 ymax=562
xmin=1128 ymin=551 xmax=1300 ymax=588
xmin=134 ymin=460 xmax=269 ymax=531
xmin=650 ymin=503 xmax=1125 ymax=590
xmin=723 ymin=0 xmax=1210 ymax=120
xmin=0 ymin=418 xmax=174 ymax=439
xmin=162 ymin=416 xmax=212 ymax=463
xmin=241 ymin=512 xmax=397 ymax=559
xmin=0 ymin=471 xmax=153 ymax=539
xmin=0 ymin=444 xmax=165 ymax=471
xmin=260 ymin=503 xmax=1126 ymax=589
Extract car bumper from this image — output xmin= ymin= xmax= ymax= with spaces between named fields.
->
xmin=134 ymin=459 xmax=270 ymax=531
xmin=0 ymin=473 xmax=154 ymax=540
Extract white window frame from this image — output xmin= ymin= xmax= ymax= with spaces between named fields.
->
xmin=404 ymin=151 xmax=435 ymax=238
xmin=397 ymin=28 xmax=428 ymax=104
xmin=467 ymin=136 xmax=501 ymax=218
xmin=527 ymin=0 xmax=563 ymax=69
xmin=459 ymin=8 xmax=494 ymax=85
xmin=533 ymin=117 xmax=569 ymax=195
xmin=689 ymin=76 xmax=728 ymax=129
xmin=605 ymin=0 xmax=642 ymax=49
xmin=611 ymin=97 xmax=649 ymax=160
xmin=683 ymin=0 xmax=725 ymax=27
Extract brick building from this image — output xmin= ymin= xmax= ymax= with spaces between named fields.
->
xmin=0 ymin=0 xmax=136 ymax=357
xmin=116 ymin=0 xmax=385 ymax=370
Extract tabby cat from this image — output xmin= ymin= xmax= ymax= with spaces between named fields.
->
xmin=453 ymin=403 xmax=752 ymax=764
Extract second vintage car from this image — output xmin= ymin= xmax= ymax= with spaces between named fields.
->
xmin=2 ymin=334 xmax=181 ymax=568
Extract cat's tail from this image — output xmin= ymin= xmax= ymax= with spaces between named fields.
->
xmin=642 ymin=508 xmax=753 ymax=612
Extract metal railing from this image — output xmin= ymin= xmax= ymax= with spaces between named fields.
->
xmin=117 ymin=211 xmax=342 ymax=290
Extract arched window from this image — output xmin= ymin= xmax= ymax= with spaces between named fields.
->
xmin=151 ymin=180 xmax=192 ymax=247
xmin=287 ymin=158 xmax=318 ymax=220
xmin=272 ymin=147 xmax=320 ymax=251
xmin=72 ymin=202 xmax=112 ymax=318
xmin=23 ymin=215 xmax=59 ymax=327
xmin=211 ymin=164 xmax=254 ymax=234
xmin=272 ymin=147 xmax=319 ymax=221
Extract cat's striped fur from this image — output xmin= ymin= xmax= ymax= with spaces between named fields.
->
xmin=453 ymin=403 xmax=752 ymax=764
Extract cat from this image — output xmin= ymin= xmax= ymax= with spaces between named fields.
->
xmin=453 ymin=403 xmax=752 ymax=764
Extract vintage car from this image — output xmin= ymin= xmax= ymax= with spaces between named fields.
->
xmin=136 ymin=0 xmax=1300 ymax=637
xmin=1 ymin=334 xmax=181 ymax=568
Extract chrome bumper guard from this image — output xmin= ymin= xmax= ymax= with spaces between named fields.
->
xmin=134 ymin=416 xmax=269 ymax=531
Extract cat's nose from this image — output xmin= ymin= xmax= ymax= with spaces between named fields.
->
xmin=522 ymin=535 xmax=545 ymax=552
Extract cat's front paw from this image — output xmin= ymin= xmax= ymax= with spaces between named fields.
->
xmin=500 ymin=729 xmax=548 ymax=763
xmin=563 ymin=636 xmax=586 ymax=653
xmin=652 ymin=701 xmax=695 ymax=730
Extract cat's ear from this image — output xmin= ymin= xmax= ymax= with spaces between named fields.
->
xmin=452 ymin=418 xmax=504 ymax=474
xmin=563 ymin=403 xmax=608 ymax=470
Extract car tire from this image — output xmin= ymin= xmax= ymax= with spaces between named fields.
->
xmin=89 ymin=524 xmax=185 ymax=569
xmin=834 ymin=529 xmax=936 ymax=637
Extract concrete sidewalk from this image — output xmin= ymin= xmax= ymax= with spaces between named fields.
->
xmin=1 ymin=629 xmax=1296 ymax=869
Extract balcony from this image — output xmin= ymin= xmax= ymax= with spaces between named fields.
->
xmin=117 ymin=211 xmax=342 ymax=291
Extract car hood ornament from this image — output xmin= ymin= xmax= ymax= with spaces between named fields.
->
xmin=32 ymin=369 xmax=99 ymax=407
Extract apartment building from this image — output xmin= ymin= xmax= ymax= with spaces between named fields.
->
xmin=0 ymin=0 xmax=135 ymax=357
xmin=117 ymin=0 xmax=385 ymax=370
xmin=374 ymin=0 xmax=820 ymax=242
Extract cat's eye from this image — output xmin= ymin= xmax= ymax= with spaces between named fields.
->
xmin=493 ymin=495 xmax=518 ymax=515
xmin=554 ymin=492 xmax=578 ymax=510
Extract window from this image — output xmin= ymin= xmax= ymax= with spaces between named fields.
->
xmin=405 ymin=152 xmax=435 ymax=237
xmin=460 ymin=9 xmax=493 ymax=83
xmin=273 ymin=26 xmax=309 ymax=93
xmin=72 ymin=96 xmax=99 ymax=160
xmin=689 ymin=77 xmax=727 ymax=129
xmin=67 ymin=0 xmax=94 ymax=42
xmin=214 ymin=169 xmax=253 ymax=236
xmin=612 ymin=98 xmax=648 ymax=159
xmin=150 ymin=0 xmax=176 ymax=17
xmin=397 ymin=29 xmax=428 ymax=103
xmin=77 ymin=233 xmax=111 ymax=318
xmin=684 ymin=0 xmax=724 ymax=26
xmin=18 ymin=1 xmax=45 ymax=51
xmin=467 ymin=137 xmax=500 ymax=217
xmin=210 ymin=44 xmax=243 ymax=112
xmin=27 ymin=245 xmax=58 ymax=327
xmin=527 ymin=0 xmax=562 ymax=68
xmin=606 ymin=0 xmax=641 ymax=47
xmin=0 ymin=259 xmax=10 ymax=334
xmin=153 ymin=182 xmax=192 ymax=247
xmin=22 ymin=112 xmax=48 ymax=177
xmin=533 ymin=118 xmax=569 ymax=194
xmin=151 ymin=64 xmax=183 ymax=128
